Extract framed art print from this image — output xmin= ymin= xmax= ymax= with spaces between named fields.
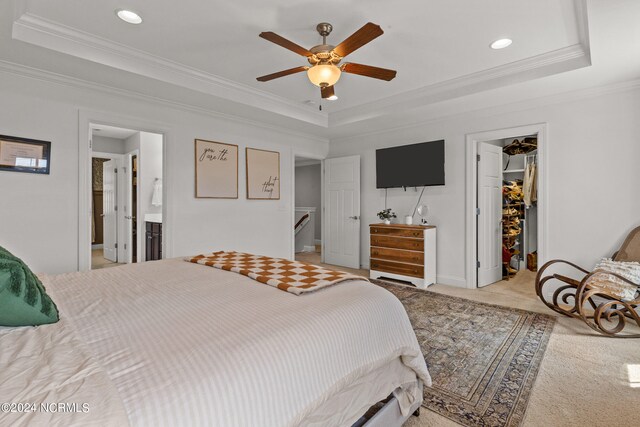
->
xmin=195 ymin=139 xmax=238 ymax=198
xmin=0 ymin=134 xmax=51 ymax=175
xmin=246 ymin=148 xmax=280 ymax=200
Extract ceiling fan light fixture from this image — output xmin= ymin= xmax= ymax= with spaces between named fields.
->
xmin=490 ymin=38 xmax=512 ymax=49
xmin=116 ymin=9 xmax=143 ymax=24
xmin=321 ymin=85 xmax=338 ymax=100
xmin=307 ymin=64 xmax=341 ymax=87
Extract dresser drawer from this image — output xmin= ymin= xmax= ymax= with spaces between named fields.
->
xmin=370 ymin=247 xmax=424 ymax=265
xmin=371 ymin=235 xmax=424 ymax=251
xmin=370 ymin=226 xmax=424 ymax=239
xmin=370 ymin=259 xmax=424 ymax=279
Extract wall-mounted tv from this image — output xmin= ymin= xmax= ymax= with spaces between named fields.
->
xmin=376 ymin=140 xmax=445 ymax=189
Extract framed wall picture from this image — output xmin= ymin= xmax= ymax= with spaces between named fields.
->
xmin=195 ymin=139 xmax=238 ymax=198
xmin=246 ymin=148 xmax=280 ymax=200
xmin=0 ymin=134 xmax=51 ymax=175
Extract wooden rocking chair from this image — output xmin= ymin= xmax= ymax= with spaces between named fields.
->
xmin=535 ymin=226 xmax=640 ymax=337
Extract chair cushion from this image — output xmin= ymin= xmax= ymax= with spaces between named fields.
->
xmin=589 ymin=258 xmax=640 ymax=301
xmin=0 ymin=246 xmax=59 ymax=327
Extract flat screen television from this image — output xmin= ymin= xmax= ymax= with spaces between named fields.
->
xmin=376 ymin=140 xmax=445 ymax=189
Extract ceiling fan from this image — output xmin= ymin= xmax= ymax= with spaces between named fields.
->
xmin=257 ymin=22 xmax=397 ymax=100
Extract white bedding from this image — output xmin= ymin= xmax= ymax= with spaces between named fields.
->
xmin=1 ymin=258 xmax=430 ymax=427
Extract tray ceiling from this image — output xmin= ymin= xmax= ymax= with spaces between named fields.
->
xmin=11 ymin=0 xmax=591 ymax=127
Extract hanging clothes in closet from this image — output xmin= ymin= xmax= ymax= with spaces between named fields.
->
xmin=523 ymin=155 xmax=537 ymax=208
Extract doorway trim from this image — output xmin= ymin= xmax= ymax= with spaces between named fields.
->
xmin=123 ymin=149 xmax=141 ymax=264
xmin=79 ymin=109 xmax=172 ymax=272
xmin=465 ymin=123 xmax=548 ymax=289
xmin=291 ymin=150 xmax=326 ymax=262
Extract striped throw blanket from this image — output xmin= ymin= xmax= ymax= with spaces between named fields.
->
xmin=186 ymin=251 xmax=368 ymax=295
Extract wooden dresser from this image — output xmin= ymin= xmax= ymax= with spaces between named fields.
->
xmin=369 ymin=223 xmax=436 ymax=288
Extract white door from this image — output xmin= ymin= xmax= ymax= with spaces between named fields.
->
xmin=477 ymin=143 xmax=503 ymax=287
xmin=324 ymin=156 xmax=361 ymax=269
xmin=102 ymin=160 xmax=118 ymax=262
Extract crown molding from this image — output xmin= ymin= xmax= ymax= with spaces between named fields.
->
xmin=330 ymin=78 xmax=640 ymax=143
xmin=329 ymin=43 xmax=591 ymax=128
xmin=9 ymin=0 xmax=592 ymax=133
xmin=574 ymin=0 xmax=591 ymax=54
xmin=12 ymin=2 xmax=592 ymax=132
xmin=0 ymin=59 xmax=329 ymax=145
xmin=329 ymin=0 xmax=592 ymax=128
xmin=12 ymin=12 xmax=328 ymax=128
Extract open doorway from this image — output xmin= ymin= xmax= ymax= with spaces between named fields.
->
xmin=294 ymin=157 xmax=322 ymax=265
xmin=90 ymin=124 xmax=163 ymax=270
xmin=466 ymin=124 xmax=546 ymax=289
xmin=477 ymin=135 xmax=539 ymax=286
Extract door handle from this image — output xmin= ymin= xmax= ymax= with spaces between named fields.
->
xmin=100 ymin=214 xmax=105 ymax=217
xmin=349 ymin=215 xmax=359 ymax=220
xmin=125 ymin=216 xmax=132 ymax=220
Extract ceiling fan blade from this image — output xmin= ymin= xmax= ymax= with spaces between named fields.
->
xmin=321 ymin=85 xmax=336 ymax=99
xmin=333 ymin=23 xmax=384 ymax=58
xmin=256 ymin=66 xmax=309 ymax=82
xmin=259 ymin=32 xmax=313 ymax=57
xmin=341 ymin=63 xmax=397 ymax=81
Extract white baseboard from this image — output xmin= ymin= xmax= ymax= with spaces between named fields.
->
xmin=314 ymin=239 xmax=322 ymax=246
xmin=362 ymin=260 xmax=466 ymax=288
xmin=436 ymin=275 xmax=468 ymax=288
xmin=91 ymin=244 xmax=103 ymax=250
xmin=302 ymin=245 xmax=316 ymax=253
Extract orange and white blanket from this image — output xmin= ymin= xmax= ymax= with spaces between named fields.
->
xmin=186 ymin=251 xmax=368 ymax=295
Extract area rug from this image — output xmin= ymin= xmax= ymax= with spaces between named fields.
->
xmin=371 ymin=279 xmax=555 ymax=427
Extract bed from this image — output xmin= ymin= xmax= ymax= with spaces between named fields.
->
xmin=0 ymin=258 xmax=430 ymax=426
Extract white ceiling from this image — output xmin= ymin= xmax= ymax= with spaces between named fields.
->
xmin=2 ymin=0 xmax=639 ymax=136
xmin=16 ymin=0 xmax=581 ymax=110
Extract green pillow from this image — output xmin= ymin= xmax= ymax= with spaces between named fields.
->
xmin=0 ymin=245 xmax=59 ymax=327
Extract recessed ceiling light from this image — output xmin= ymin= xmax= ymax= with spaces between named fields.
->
xmin=116 ymin=9 xmax=142 ymax=25
xmin=490 ymin=38 xmax=512 ymax=49
xmin=327 ymin=95 xmax=338 ymax=101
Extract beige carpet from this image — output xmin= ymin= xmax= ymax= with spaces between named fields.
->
xmin=304 ymin=258 xmax=640 ymax=426
xmin=91 ymin=249 xmax=120 ymax=270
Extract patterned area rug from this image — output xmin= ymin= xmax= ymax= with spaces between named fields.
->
xmin=371 ymin=279 xmax=555 ymax=427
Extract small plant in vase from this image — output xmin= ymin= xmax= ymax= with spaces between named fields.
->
xmin=377 ymin=208 xmax=397 ymax=225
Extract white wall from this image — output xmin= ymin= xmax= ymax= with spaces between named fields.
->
xmin=92 ymin=135 xmax=126 ymax=154
xmin=295 ymin=164 xmax=322 ymax=241
xmin=139 ymin=132 xmax=163 ymax=217
xmin=329 ymin=87 xmax=640 ymax=286
xmin=124 ymin=132 xmax=140 ymax=154
xmin=0 ymin=71 xmax=328 ymax=274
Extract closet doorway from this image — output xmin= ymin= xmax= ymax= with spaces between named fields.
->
xmin=465 ymin=124 xmax=547 ymax=289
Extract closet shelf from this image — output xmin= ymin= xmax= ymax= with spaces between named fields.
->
xmin=503 ymin=169 xmax=525 ymax=173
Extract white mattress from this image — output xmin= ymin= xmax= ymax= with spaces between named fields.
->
xmin=0 ymin=258 xmax=430 ymax=427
